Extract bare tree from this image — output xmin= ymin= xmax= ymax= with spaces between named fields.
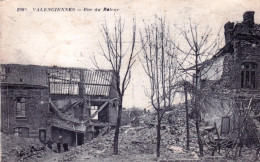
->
xmin=140 ymin=17 xmax=179 ymax=157
xmin=178 ymin=79 xmax=194 ymax=151
xmin=93 ymin=17 xmax=138 ymax=155
xmin=175 ymin=21 xmax=222 ymax=156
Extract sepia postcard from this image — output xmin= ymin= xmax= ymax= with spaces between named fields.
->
xmin=1 ymin=0 xmax=260 ymax=161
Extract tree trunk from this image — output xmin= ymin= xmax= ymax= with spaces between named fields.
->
xmin=195 ymin=51 xmax=203 ymax=156
xmin=195 ymin=109 xmax=203 ymax=156
xmin=194 ymin=92 xmax=203 ymax=156
xmin=113 ymin=97 xmax=123 ymax=155
xmin=156 ymin=116 xmax=161 ymax=157
xmin=184 ymin=83 xmax=190 ymax=150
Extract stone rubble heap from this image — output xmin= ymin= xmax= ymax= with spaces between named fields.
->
xmin=58 ymin=108 xmax=259 ymax=161
xmin=1 ymin=132 xmax=53 ymax=162
xmin=61 ymin=108 xmax=203 ymax=161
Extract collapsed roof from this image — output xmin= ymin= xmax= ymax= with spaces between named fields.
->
xmin=48 ymin=67 xmax=114 ymax=96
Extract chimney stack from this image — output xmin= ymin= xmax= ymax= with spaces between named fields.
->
xmin=224 ymin=22 xmax=234 ymax=44
xmin=243 ymin=11 xmax=255 ymax=28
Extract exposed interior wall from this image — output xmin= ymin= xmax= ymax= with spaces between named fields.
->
xmin=98 ymin=104 xmax=109 ymax=122
xmin=201 ymin=56 xmax=225 ymax=81
xmin=48 ymin=66 xmax=118 ymax=125
xmin=201 ymin=95 xmax=233 ymax=130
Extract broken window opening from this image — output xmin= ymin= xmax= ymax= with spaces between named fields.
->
xmin=221 ymin=116 xmax=230 ymax=135
xmin=91 ymin=106 xmax=99 ymax=120
xmin=16 ymin=97 xmax=26 ymax=118
xmin=241 ymin=62 xmax=257 ymax=89
xmin=14 ymin=127 xmax=29 ymax=137
xmin=39 ymin=129 xmax=46 ymax=142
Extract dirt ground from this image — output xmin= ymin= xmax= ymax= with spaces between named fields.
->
xmin=41 ymin=145 xmax=260 ymax=162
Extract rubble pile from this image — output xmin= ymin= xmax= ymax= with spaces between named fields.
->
xmin=59 ymin=108 xmax=203 ymax=161
xmin=56 ymin=108 xmax=259 ymax=161
xmin=91 ymin=113 xmax=198 ymax=158
xmin=1 ymin=132 xmax=52 ymax=162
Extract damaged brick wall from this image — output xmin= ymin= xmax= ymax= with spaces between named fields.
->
xmin=1 ymin=63 xmax=120 ymax=146
xmin=199 ymin=11 xmax=260 ymax=130
xmin=1 ymin=84 xmax=49 ymax=138
xmin=2 ymin=64 xmax=48 ymax=86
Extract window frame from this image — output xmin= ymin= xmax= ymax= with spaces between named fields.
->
xmin=16 ymin=97 xmax=26 ymax=118
xmin=221 ymin=116 xmax=231 ymax=135
xmin=241 ymin=62 xmax=257 ymax=89
xmin=91 ymin=106 xmax=99 ymax=120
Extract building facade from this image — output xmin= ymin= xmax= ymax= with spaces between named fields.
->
xmin=0 ymin=64 xmax=118 ymax=146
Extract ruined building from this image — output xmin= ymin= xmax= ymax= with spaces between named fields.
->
xmin=197 ymin=11 xmax=260 ymax=135
xmin=0 ymin=64 xmax=118 ymax=146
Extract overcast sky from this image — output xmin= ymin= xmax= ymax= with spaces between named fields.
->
xmin=1 ymin=0 xmax=260 ymax=109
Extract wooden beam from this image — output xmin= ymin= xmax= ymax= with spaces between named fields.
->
xmin=90 ymin=101 xmax=108 ymax=119
xmin=66 ymin=99 xmax=83 ymax=110
xmin=84 ymin=98 xmax=116 ymax=102
xmin=49 ymin=101 xmax=81 ymax=124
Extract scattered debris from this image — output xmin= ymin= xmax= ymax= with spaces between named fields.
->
xmin=1 ymin=132 xmax=54 ymax=162
xmin=53 ymin=107 xmax=260 ymax=162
